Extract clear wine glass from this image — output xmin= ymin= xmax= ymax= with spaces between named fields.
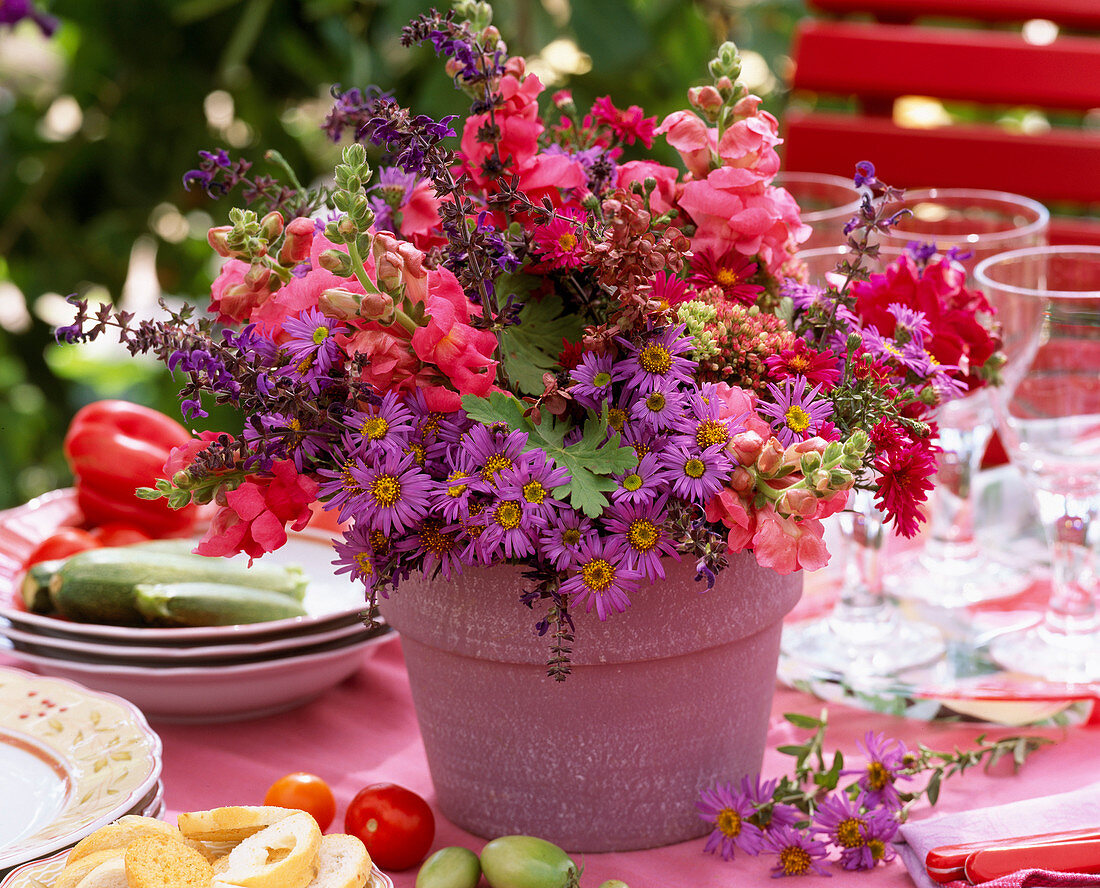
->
xmin=878 ymin=189 xmax=1050 ymax=608
xmin=974 ymin=246 xmax=1100 ymax=683
xmin=775 ymin=172 xmax=862 ymax=250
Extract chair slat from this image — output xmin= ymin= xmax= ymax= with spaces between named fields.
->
xmin=808 ymin=0 xmax=1100 ymax=30
xmin=782 ymin=111 xmax=1100 ymax=205
xmin=792 ymin=21 xmax=1100 ymax=111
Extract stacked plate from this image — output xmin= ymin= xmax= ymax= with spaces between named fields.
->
xmin=0 ymin=667 xmax=163 ymax=879
xmin=0 ymin=490 xmax=394 ymax=722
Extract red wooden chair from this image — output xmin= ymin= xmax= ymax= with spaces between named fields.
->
xmin=782 ymin=0 xmax=1100 ymax=244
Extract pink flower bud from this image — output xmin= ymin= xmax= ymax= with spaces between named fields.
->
xmin=318 ymin=248 xmax=353 ymax=276
xmin=715 ymin=75 xmax=735 ymax=94
xmin=731 ymin=430 xmax=764 ymax=465
xmin=318 ymin=288 xmax=363 ymax=322
xmin=504 ymin=56 xmax=526 ymax=78
xmin=278 ymin=216 xmax=315 ymax=266
xmin=207 ymin=226 xmax=233 ymax=257
xmin=778 ymin=488 xmax=818 ymax=519
xmin=688 ymin=85 xmax=724 ymax=111
xmin=359 ymin=291 xmax=395 ymax=323
xmin=552 ymin=90 xmax=574 ymax=108
xmin=729 ymin=466 xmax=754 ymax=495
xmin=755 ymin=437 xmax=785 ymax=475
xmin=259 ymin=211 xmax=284 ymax=241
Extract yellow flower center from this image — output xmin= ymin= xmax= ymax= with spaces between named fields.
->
xmin=868 ymin=839 xmax=887 ymax=861
xmin=607 ymin=407 xmax=628 ymax=431
xmin=715 ymin=267 xmax=741 ymax=287
xmin=883 ymin=341 xmax=902 ymax=356
xmin=639 ymin=344 xmax=673 ymax=375
xmin=788 ymin=355 xmax=811 ymax=373
xmin=406 ymin=442 xmax=426 ymax=466
xmin=420 ymin=524 xmax=456 ymax=555
xmin=362 ymin=416 xmax=389 ymax=440
xmin=866 ymin=761 xmax=890 ymax=791
xmin=562 ymin=528 xmax=581 ymax=546
xmin=420 ymin=413 xmax=443 ymax=440
xmin=495 ymin=501 xmax=523 ymax=530
xmin=717 ymin=808 xmax=741 ymax=838
xmin=369 ymin=530 xmax=390 ymax=555
xmin=353 ymin=552 xmax=372 ymax=576
xmin=482 ymin=454 xmax=514 ymax=483
xmin=558 ymin=232 xmax=577 ymax=251
xmin=312 ymin=325 xmax=329 ymax=344
xmin=622 ymin=473 xmax=643 ymax=492
xmin=581 ymin=558 xmax=615 ymax=592
xmin=645 ymin=392 xmax=666 ymax=412
xmin=780 ymin=846 xmax=813 ymax=876
xmin=522 ymin=481 xmax=547 ymax=505
xmin=784 ymin=405 xmax=811 ymax=433
xmin=341 ymin=462 xmax=362 ymax=494
xmin=628 ymin=519 xmax=659 ymax=552
xmin=592 ymin=371 xmax=613 ymax=387
xmin=836 ymin=817 xmax=865 ymax=848
xmin=695 ymin=419 xmax=728 ymax=449
xmin=370 ymin=474 xmax=401 ymax=508
xmin=684 ymin=458 xmax=706 ymax=479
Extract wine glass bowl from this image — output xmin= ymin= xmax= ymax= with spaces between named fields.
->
xmin=775 ymin=172 xmax=863 ymax=250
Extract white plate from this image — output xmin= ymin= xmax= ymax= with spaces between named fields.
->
xmin=0 ymin=667 xmax=162 ymax=872
xmin=0 ymin=489 xmax=371 ymax=645
xmin=0 ymin=846 xmax=394 ymax=888
xmin=1 ymin=618 xmax=381 ymax=665
xmin=2 ymin=631 xmax=396 ymax=723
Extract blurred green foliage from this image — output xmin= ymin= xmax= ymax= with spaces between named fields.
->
xmin=0 ymin=0 xmax=805 ymax=509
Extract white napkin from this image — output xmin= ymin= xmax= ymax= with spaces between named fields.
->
xmin=897 ymin=782 xmax=1100 ymax=888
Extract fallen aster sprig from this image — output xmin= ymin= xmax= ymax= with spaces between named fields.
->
xmin=700 ymin=711 xmax=1053 ymax=875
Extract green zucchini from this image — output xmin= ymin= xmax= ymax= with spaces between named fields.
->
xmin=134 ymin=582 xmax=308 ymax=626
xmin=21 ymin=559 xmax=63 ymax=614
xmin=48 ymin=548 xmax=308 ymax=625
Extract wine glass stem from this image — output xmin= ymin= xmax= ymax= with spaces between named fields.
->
xmin=1039 ymin=494 xmax=1099 ymax=639
xmin=829 ymin=490 xmax=892 ymax=638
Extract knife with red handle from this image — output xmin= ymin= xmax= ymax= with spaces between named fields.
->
xmin=926 ymin=828 xmax=1100 ymax=883
xmin=965 ymin=837 xmax=1100 ymax=883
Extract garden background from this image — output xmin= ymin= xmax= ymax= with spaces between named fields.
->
xmin=0 ymin=0 xmax=806 ymax=509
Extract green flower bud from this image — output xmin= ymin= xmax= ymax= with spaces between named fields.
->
xmin=318 ymin=248 xmax=354 ymax=277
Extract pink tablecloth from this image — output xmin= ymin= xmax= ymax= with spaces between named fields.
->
xmin=37 ymin=637 xmax=1091 ymax=888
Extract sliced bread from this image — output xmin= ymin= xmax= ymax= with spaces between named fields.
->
xmin=178 ymin=806 xmax=296 ymax=844
xmin=306 ymin=834 xmax=371 ymax=888
xmin=124 ymin=834 xmax=214 ymax=888
xmin=210 ymin=811 xmax=321 ymax=888
xmin=72 ymin=856 xmax=128 ymax=888
xmin=54 ymin=851 xmax=126 ymax=888
xmin=66 ymin=816 xmax=181 ymax=864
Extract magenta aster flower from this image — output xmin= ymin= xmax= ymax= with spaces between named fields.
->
xmin=782 ymin=279 xmax=829 ymax=313
xmin=762 ymin=826 xmax=831 ymax=878
xmin=764 ymin=339 xmax=841 ymax=390
xmin=649 ymin=270 xmax=693 ymax=308
xmin=740 ymin=774 xmax=800 ymax=834
xmin=476 ymin=497 xmax=537 ymax=560
xmin=697 ymin=781 xmax=766 ymax=860
xmin=659 ymin=442 xmax=731 ymax=504
xmin=561 ymin=537 xmax=641 ymax=620
xmin=498 ymin=451 xmax=571 ymax=525
xmin=348 ymin=450 xmax=433 ymax=536
xmin=689 ymin=249 xmax=765 ymax=305
xmin=539 ymin=509 xmax=597 ymax=571
xmin=570 ymin=352 xmax=623 ymax=410
xmin=602 ymin=497 xmax=679 ymax=580
xmin=463 ymin=425 xmax=530 ymax=490
xmin=345 ymin=391 xmax=415 ymax=455
xmin=619 ymin=324 xmax=696 ymax=394
xmin=841 ymin=730 xmax=913 ymax=811
xmin=758 ymin=377 xmax=832 ymax=446
xmin=530 ymin=208 xmax=587 ymax=270
xmin=332 ymin=522 xmax=376 ymax=587
xmin=677 ymin=387 xmax=738 ymax=452
xmin=397 ymin=517 xmax=463 ymax=580
xmin=610 ymin=452 xmax=668 ymax=506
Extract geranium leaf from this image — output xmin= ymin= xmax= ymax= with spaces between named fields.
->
xmin=500 ymin=293 xmax=584 ymax=395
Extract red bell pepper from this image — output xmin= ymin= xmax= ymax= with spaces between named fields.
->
xmin=62 ymin=399 xmax=200 ymax=538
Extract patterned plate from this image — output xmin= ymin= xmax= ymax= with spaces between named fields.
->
xmin=0 ymin=847 xmax=395 ymax=888
xmin=0 ymin=667 xmax=162 ymax=872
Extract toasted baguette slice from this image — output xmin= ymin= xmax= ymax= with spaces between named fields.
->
xmin=73 ymin=856 xmax=128 ymax=888
xmin=66 ymin=816 xmax=181 ymax=864
xmin=307 ymin=834 xmax=371 ymax=888
xmin=54 ymin=851 xmax=126 ymax=888
xmin=178 ymin=806 xmax=296 ymax=844
xmin=125 ymin=834 xmax=214 ymax=888
xmin=210 ymin=811 xmax=321 ymax=888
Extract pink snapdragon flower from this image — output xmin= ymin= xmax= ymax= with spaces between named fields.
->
xmin=751 ymin=504 xmax=830 ymax=573
xmin=616 ymin=160 xmax=681 ymax=216
xmin=196 ymin=459 xmax=319 ymax=561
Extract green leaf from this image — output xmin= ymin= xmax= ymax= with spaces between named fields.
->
xmin=776 ymin=745 xmax=806 ymax=757
xmin=784 ymin=713 xmax=822 ymax=730
xmin=499 ymin=293 xmax=584 ymax=395
xmin=925 ymin=770 xmax=942 ymax=805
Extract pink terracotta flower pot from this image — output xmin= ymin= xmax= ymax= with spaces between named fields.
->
xmin=378 ymin=553 xmax=802 ymax=852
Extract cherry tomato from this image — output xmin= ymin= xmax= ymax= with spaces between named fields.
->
xmin=91 ymin=523 xmax=153 ymax=547
xmin=344 ymin=783 xmax=435 ymax=871
xmin=24 ymin=528 xmax=100 ymax=568
xmin=263 ymin=772 xmax=336 ymax=831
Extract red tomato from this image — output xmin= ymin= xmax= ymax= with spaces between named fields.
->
xmin=24 ymin=528 xmax=100 ymax=568
xmin=344 ymin=783 xmax=435 ymax=871
xmin=263 ymin=773 xmax=336 ymax=831
xmin=91 ymin=523 xmax=153 ymax=547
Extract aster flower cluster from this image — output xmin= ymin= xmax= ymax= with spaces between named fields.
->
xmin=57 ymin=3 xmax=1002 ymax=674
xmin=699 ymin=712 xmax=1050 ymax=876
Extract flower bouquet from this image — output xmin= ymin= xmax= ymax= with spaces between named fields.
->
xmin=58 ymin=0 xmax=1003 ymax=849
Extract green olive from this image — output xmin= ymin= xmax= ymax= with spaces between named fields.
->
xmin=479 ymin=835 xmax=577 ymax=888
xmin=415 ymin=846 xmax=481 ymax=888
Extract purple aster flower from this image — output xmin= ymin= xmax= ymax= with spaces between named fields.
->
xmin=676 ymin=387 xmax=740 ymax=452
xmin=928 ymin=362 xmax=968 ymax=402
xmin=476 ymin=497 xmax=537 ymax=561
xmin=620 ymin=424 xmax=671 ymax=463
xmin=610 ymin=452 xmax=668 ymax=506
xmin=431 ymin=450 xmax=482 ymax=520
xmin=497 ymin=451 xmax=571 ymax=525
xmin=243 ymin=410 xmax=329 ymax=471
xmin=281 ymin=307 xmax=344 ymax=375
xmin=602 ymin=497 xmax=679 ymax=581
xmin=348 ymin=450 xmax=433 ymax=536
xmin=758 ymin=378 xmax=833 ymax=447
xmin=395 ymin=517 xmax=463 ymax=580
xmin=659 ymin=443 xmax=732 ymax=504
xmin=332 ymin=522 xmax=376 ymax=588
xmin=619 ymin=324 xmax=696 ymax=394
xmin=740 ymin=775 xmax=800 ymax=835
xmin=782 ymin=279 xmax=830 ymax=313
xmin=345 ymin=391 xmax=415 ymax=456
xmin=841 ymin=731 xmax=912 ymax=811
xmin=560 ymin=537 xmax=642 ymax=621
xmin=628 ymin=380 xmax=688 ymax=433
xmin=463 ymin=425 xmax=530 ymax=490
xmin=315 ymin=449 xmax=365 ymax=522
xmin=406 ymin=390 xmax=468 ymax=444
xmin=762 ymin=826 xmax=831 ymax=878
xmin=839 ymin=808 xmax=899 ymax=871
xmin=696 ymin=781 xmax=766 ymax=860
xmin=538 ymin=509 xmax=597 ymax=571
xmin=887 ymin=304 xmax=931 ymax=348
xmin=811 ymin=790 xmax=869 ymax=854
xmin=569 ymin=352 xmax=623 ymax=410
